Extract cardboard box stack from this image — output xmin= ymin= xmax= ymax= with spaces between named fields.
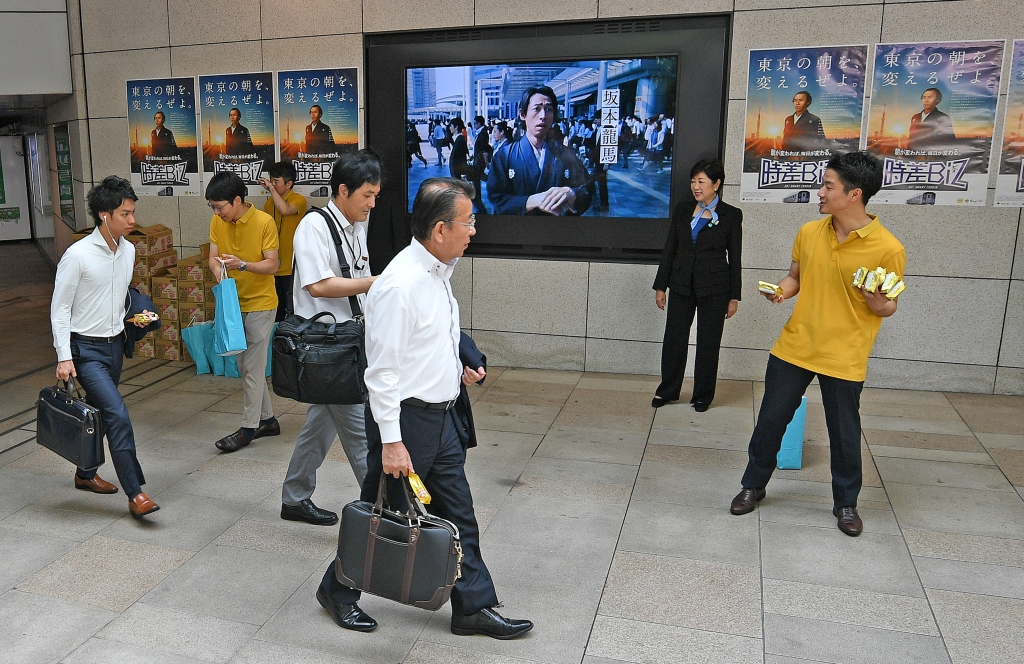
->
xmin=174 ymin=243 xmax=218 ymax=361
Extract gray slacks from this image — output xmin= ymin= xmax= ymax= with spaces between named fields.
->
xmin=238 ymin=309 xmax=275 ymax=428
xmin=281 ymin=403 xmax=369 ymax=505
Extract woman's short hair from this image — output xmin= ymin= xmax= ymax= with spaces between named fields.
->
xmin=689 ymin=159 xmax=725 ymax=186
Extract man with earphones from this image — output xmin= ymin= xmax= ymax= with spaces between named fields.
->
xmin=279 ymin=151 xmax=381 ymax=526
xmin=50 ymin=176 xmax=160 ymax=518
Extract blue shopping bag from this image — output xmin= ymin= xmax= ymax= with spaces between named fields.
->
xmin=212 ymin=263 xmax=247 ymax=357
xmin=181 ymin=321 xmax=213 ymax=375
xmin=777 ymin=396 xmax=807 ymax=470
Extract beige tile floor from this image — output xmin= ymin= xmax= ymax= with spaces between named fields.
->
xmin=2 ymin=245 xmax=1024 ymax=663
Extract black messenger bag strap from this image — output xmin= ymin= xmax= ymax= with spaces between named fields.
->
xmin=310 ymin=207 xmax=363 ymax=320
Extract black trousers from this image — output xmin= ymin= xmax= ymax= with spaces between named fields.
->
xmin=274 ymin=274 xmax=293 ymax=323
xmin=656 ymin=285 xmax=730 ymax=405
xmin=321 ymin=403 xmax=498 ymax=616
xmin=740 ymin=354 xmax=865 ymax=508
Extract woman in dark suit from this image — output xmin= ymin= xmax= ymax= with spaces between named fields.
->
xmin=652 ymin=159 xmax=742 ymax=411
xmin=448 ymin=117 xmax=471 ymax=180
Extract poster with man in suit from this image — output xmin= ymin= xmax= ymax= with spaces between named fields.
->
xmin=199 ymin=72 xmax=276 ymax=196
xmin=741 ymin=46 xmax=867 ymax=204
xmin=866 ymin=41 xmax=1004 ymax=206
xmin=277 ymin=68 xmax=358 ymax=195
xmin=127 ymin=77 xmax=200 ymax=196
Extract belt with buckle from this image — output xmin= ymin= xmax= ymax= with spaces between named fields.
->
xmin=71 ymin=332 xmax=120 ymax=344
xmin=402 ymin=397 xmax=457 ymax=411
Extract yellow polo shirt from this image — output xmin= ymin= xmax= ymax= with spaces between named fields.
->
xmin=263 ymin=188 xmax=308 ymax=277
xmin=209 ymin=203 xmax=279 ymax=313
xmin=771 ymin=215 xmax=905 ymax=382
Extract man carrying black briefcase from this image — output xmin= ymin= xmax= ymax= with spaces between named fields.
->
xmin=315 ymin=178 xmax=533 ymax=640
xmin=49 ymin=176 xmax=159 ymax=518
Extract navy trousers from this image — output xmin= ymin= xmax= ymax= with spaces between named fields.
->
xmin=71 ymin=336 xmax=145 ymax=498
xmin=656 ymin=285 xmax=731 ymax=405
xmin=321 ymin=403 xmax=498 ymax=616
xmin=740 ymin=354 xmax=864 ymax=508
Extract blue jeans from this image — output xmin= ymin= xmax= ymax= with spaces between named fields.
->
xmin=71 ymin=335 xmax=145 ymax=498
xmin=740 ymin=354 xmax=864 ymax=508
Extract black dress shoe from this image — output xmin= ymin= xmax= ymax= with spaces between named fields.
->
xmin=693 ymin=402 xmax=710 ymax=412
xmin=215 ymin=428 xmax=253 ymax=453
xmin=833 ymin=506 xmax=863 ymax=537
xmin=730 ymin=488 xmax=766 ymax=515
xmin=315 ymin=587 xmax=377 ymax=632
xmin=253 ymin=418 xmax=281 ymax=440
xmin=451 ymin=607 xmax=533 ymax=640
xmin=281 ymin=499 xmax=338 ymax=526
xmin=652 ymin=396 xmax=675 ymax=408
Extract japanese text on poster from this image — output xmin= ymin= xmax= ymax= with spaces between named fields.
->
xmin=276 ymin=68 xmax=358 ymax=196
xmin=741 ymin=46 xmax=868 ymax=203
xmin=127 ymin=78 xmax=200 ymax=196
xmin=866 ymin=41 xmax=1004 ymax=206
xmin=199 ymin=72 xmax=276 ymax=196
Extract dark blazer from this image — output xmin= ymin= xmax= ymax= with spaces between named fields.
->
xmin=453 ymin=332 xmax=485 ymax=451
xmin=122 ymin=287 xmax=161 ymax=359
xmin=782 ymin=112 xmax=826 ymax=151
xmin=472 ymin=129 xmax=491 ymax=178
xmin=653 ymin=199 xmax=743 ymax=300
xmin=305 ymin=122 xmax=335 ymax=153
xmin=224 ymin=124 xmax=253 ymax=155
xmin=150 ymin=127 xmax=177 ymax=157
xmin=908 ymin=109 xmax=956 ymax=149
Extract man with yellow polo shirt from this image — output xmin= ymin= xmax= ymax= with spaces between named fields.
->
xmin=260 ymin=161 xmax=308 ymax=322
xmin=730 ymin=152 xmax=905 ymax=537
xmin=206 ymin=171 xmax=282 ymax=453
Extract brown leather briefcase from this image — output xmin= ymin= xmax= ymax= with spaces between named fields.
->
xmin=335 ymin=474 xmax=463 ymax=611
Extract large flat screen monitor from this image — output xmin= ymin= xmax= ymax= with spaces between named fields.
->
xmin=365 ymin=16 xmax=730 ymax=265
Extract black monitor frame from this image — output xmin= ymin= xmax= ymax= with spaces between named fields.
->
xmin=364 ymin=15 xmax=731 ymax=267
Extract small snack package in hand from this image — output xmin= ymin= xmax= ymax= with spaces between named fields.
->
xmin=852 ymin=267 xmax=869 ymax=288
xmin=758 ymin=280 xmax=783 ymax=297
xmin=407 ymin=472 xmax=431 ymax=504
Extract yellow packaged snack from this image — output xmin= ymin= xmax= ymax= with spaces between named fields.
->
xmin=408 ymin=472 xmax=431 ymax=504
xmin=885 ymin=281 xmax=906 ymax=300
xmin=852 ymin=267 xmax=869 ymax=288
xmin=758 ymin=280 xmax=783 ymax=297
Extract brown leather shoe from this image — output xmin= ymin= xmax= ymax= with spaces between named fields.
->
xmin=75 ymin=474 xmax=119 ymax=494
xmin=730 ymin=488 xmax=766 ymax=515
xmin=129 ymin=492 xmax=160 ymax=518
xmin=833 ymin=506 xmax=863 ymax=537
xmin=253 ymin=418 xmax=281 ymax=440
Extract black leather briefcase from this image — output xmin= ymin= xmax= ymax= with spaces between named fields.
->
xmin=36 ymin=378 xmax=104 ymax=471
xmin=335 ymin=474 xmax=463 ymax=611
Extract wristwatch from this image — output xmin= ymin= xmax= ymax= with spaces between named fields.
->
xmin=239 ymin=260 xmax=247 ymax=272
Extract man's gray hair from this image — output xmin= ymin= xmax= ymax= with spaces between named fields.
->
xmin=410 ymin=178 xmax=475 ymax=241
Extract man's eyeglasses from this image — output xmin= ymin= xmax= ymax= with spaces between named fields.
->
xmin=443 ymin=215 xmax=476 ymax=228
xmin=208 ymin=202 xmax=230 ymax=214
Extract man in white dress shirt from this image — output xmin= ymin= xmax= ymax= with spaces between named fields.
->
xmin=314 ymin=178 xmax=533 ymax=640
xmin=280 ymin=152 xmax=381 ymax=526
xmin=51 ymin=176 xmax=159 ymax=518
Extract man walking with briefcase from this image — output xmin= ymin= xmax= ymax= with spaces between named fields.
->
xmin=280 ymin=152 xmax=381 ymax=526
xmin=50 ymin=176 xmax=159 ymax=518
xmin=315 ymin=178 xmax=533 ymax=640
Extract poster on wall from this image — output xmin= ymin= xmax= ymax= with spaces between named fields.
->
xmin=866 ymin=41 xmax=1004 ymax=206
xmin=127 ymin=78 xmax=200 ymax=196
xmin=995 ymin=40 xmax=1024 ymax=207
xmin=741 ymin=46 xmax=868 ymax=203
xmin=199 ymin=72 xmax=276 ymax=197
xmin=277 ymin=68 xmax=358 ymax=197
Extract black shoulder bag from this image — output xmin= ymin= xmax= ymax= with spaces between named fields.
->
xmin=36 ymin=377 xmax=105 ymax=470
xmin=271 ymin=207 xmax=367 ymax=404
